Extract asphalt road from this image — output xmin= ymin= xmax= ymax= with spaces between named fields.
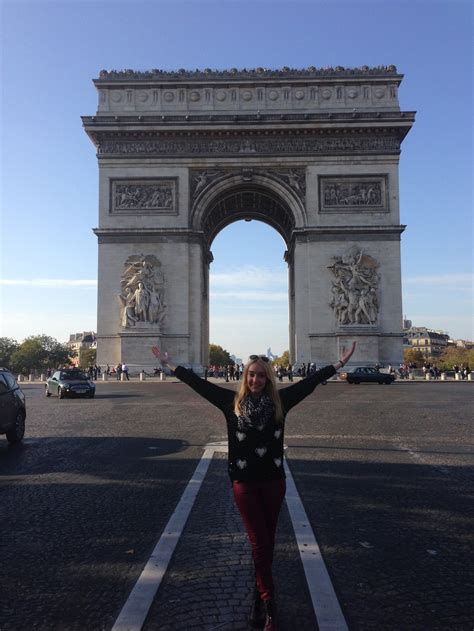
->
xmin=0 ymin=379 xmax=472 ymax=631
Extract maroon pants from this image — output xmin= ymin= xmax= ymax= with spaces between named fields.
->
xmin=232 ymin=478 xmax=286 ymax=601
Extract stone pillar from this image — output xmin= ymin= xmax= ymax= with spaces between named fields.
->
xmin=29 ymin=374 xmax=34 ymax=382
xmin=440 ymin=373 xmax=446 ymax=381
xmin=102 ymin=373 xmax=108 ymax=381
xmin=140 ymin=371 xmax=146 ymax=381
xmin=160 ymin=371 xmax=166 ymax=381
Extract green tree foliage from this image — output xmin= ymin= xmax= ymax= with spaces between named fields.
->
xmin=403 ymin=348 xmax=424 ymax=367
xmin=9 ymin=335 xmax=74 ymax=374
xmin=0 ymin=337 xmax=20 ymax=368
xmin=272 ymin=350 xmax=290 ymax=366
xmin=209 ymin=343 xmax=233 ymax=366
xmin=80 ymin=348 xmax=97 ymax=369
xmin=435 ymin=346 xmax=474 ymax=371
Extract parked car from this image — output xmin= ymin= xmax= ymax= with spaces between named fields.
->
xmin=45 ymin=369 xmax=95 ymax=399
xmin=0 ymin=367 xmax=26 ymax=443
xmin=340 ymin=366 xmax=395 ymax=385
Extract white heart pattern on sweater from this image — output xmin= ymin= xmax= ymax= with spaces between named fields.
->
xmin=273 ymin=458 xmax=282 ymax=468
xmin=236 ymin=459 xmax=247 ymax=470
xmin=236 ymin=431 xmax=246 ymax=442
xmin=255 ymin=447 xmax=267 ymax=457
xmin=274 ymin=429 xmax=282 ymax=439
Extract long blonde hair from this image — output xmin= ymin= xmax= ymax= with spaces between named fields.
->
xmin=234 ymin=358 xmax=284 ymax=424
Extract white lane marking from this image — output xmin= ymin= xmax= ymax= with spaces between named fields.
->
xmin=111 ymin=448 xmax=214 ymax=631
xmin=284 ymin=459 xmax=349 ymax=631
xmin=113 ymin=441 xmax=347 ymax=631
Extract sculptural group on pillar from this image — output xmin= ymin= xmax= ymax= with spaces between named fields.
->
xmin=329 ymin=247 xmax=379 ymax=326
xmin=118 ymin=255 xmax=166 ymax=330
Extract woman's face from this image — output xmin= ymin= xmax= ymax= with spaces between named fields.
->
xmin=247 ymin=362 xmax=267 ymax=397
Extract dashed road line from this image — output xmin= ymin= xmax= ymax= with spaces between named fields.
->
xmin=112 ymin=442 xmax=348 ymax=630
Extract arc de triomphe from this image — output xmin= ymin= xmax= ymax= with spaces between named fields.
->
xmin=82 ymin=66 xmax=414 ymax=372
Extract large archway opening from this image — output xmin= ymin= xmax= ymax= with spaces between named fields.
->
xmin=209 ymin=219 xmax=289 ymax=363
xmin=197 ymin=180 xmax=298 ymax=365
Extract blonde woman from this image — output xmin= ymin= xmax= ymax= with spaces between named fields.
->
xmin=151 ymin=343 xmax=356 ymax=631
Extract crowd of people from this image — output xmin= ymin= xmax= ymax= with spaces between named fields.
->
xmin=203 ymin=361 xmax=325 ymax=383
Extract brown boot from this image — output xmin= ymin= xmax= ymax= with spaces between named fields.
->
xmin=263 ymin=599 xmax=278 ymax=631
xmin=249 ymin=587 xmax=265 ymax=628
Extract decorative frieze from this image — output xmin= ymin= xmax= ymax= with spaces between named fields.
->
xmin=98 ymin=132 xmax=401 ymax=158
xmin=110 ymin=179 xmax=178 ymax=214
xmin=328 ymin=247 xmax=380 ymax=326
xmin=190 ymin=167 xmax=306 ymax=206
xmin=319 ymin=176 xmax=388 ymax=212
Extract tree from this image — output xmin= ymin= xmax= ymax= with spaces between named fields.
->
xmin=9 ymin=335 xmax=74 ymax=375
xmin=403 ymin=348 xmax=424 ymax=367
xmin=0 ymin=337 xmax=19 ymax=368
xmin=436 ymin=346 xmax=474 ymax=372
xmin=208 ymin=344 xmax=233 ymax=366
xmin=80 ymin=348 xmax=97 ymax=369
xmin=272 ymin=350 xmax=290 ymax=366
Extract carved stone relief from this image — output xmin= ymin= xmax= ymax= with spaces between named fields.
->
xmin=118 ymin=255 xmax=166 ymax=330
xmin=98 ymin=133 xmax=401 ymax=157
xmin=111 ymin=179 xmax=177 ymax=214
xmin=320 ymin=176 xmax=387 ymax=212
xmin=328 ymin=247 xmax=379 ymax=326
xmin=190 ymin=168 xmax=306 ymax=206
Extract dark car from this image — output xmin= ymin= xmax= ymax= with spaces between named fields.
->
xmin=0 ymin=367 xmax=26 ymax=443
xmin=45 ymin=369 xmax=95 ymax=399
xmin=340 ymin=366 xmax=395 ymax=385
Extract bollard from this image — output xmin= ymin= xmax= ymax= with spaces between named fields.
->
xmin=468 ymin=373 xmax=472 ymax=381
xmin=160 ymin=371 xmax=166 ymax=381
xmin=441 ymin=373 xmax=446 ymax=381
xmin=40 ymin=373 xmax=45 ymax=382
xmin=29 ymin=374 xmax=34 ymax=382
xmin=102 ymin=373 xmax=108 ymax=381
xmin=140 ymin=371 xmax=145 ymax=381
xmin=121 ymin=373 xmax=125 ymax=381
xmin=408 ymin=373 xmax=414 ymax=381
xmin=455 ymin=373 xmax=461 ymax=381
xmin=425 ymin=373 xmax=431 ymax=381
xmin=17 ymin=374 xmax=23 ymax=382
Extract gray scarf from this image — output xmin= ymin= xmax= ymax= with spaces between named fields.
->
xmin=237 ymin=394 xmax=275 ymax=432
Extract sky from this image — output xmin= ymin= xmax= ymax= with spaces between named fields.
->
xmin=0 ymin=0 xmax=472 ymax=361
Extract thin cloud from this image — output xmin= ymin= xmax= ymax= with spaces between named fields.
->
xmin=210 ymin=266 xmax=287 ymax=289
xmin=211 ymin=290 xmax=287 ymax=301
xmin=403 ymin=274 xmax=473 ymax=289
xmin=0 ymin=279 xmax=97 ymax=287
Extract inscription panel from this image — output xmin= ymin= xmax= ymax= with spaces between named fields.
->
xmin=319 ymin=175 xmax=388 ymax=213
xmin=110 ymin=178 xmax=178 ymax=215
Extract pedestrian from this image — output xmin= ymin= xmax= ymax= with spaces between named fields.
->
xmin=151 ymin=342 xmax=356 ymax=630
xmin=122 ymin=362 xmax=130 ymax=380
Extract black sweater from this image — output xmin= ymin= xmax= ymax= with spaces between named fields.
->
xmin=174 ymin=365 xmax=337 ymax=482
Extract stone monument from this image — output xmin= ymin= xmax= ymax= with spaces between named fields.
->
xmin=82 ymin=66 xmax=415 ymax=371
